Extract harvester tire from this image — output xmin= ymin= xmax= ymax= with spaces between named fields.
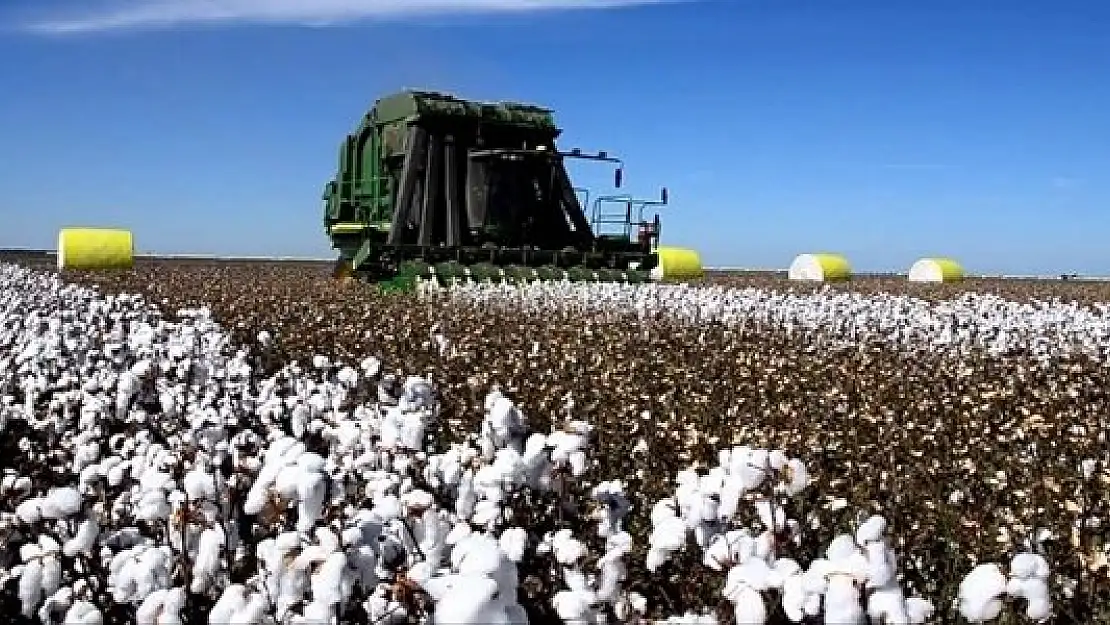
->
xmin=333 ymin=259 xmax=355 ymax=280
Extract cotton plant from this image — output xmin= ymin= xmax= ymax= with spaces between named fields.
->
xmin=646 ymin=445 xmax=808 ymax=573
xmin=543 ymin=526 xmax=646 ymax=623
xmin=646 ymin=446 xmax=941 ymax=624
xmin=428 ymin=278 xmax=1110 ymax=362
xmin=0 ymin=261 xmax=1074 ymax=624
xmin=959 ymin=552 xmax=1052 ymax=622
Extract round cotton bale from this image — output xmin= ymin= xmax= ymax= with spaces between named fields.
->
xmin=650 ymin=246 xmax=704 ymax=281
xmin=908 ymin=257 xmax=964 ymax=283
xmin=56 ymin=228 xmax=135 ymax=271
xmin=788 ymin=253 xmax=852 ymax=282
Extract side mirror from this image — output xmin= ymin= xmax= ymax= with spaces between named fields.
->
xmin=615 ymin=167 xmax=623 ymax=188
xmin=661 ymin=187 xmax=669 ymax=204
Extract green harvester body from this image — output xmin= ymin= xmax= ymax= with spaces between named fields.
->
xmin=322 ymin=89 xmax=669 ymax=286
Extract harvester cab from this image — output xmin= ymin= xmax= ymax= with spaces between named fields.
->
xmin=322 ymin=89 xmax=702 ymax=288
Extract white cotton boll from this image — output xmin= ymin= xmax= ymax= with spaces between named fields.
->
xmin=273 ymin=463 xmax=302 ymax=501
xmin=433 ymin=576 xmax=505 ymax=625
xmin=135 ymin=589 xmax=168 ymax=625
xmin=64 ymin=600 xmax=104 ymax=625
xmin=824 ymin=575 xmax=865 ymax=625
xmin=312 ymin=551 xmax=348 ymax=607
xmin=726 ymin=559 xmax=775 ymax=597
xmin=780 ymin=571 xmax=808 ymax=622
xmin=718 ymin=480 xmax=744 ymax=521
xmin=19 ymin=558 xmax=43 ymax=617
xmin=499 ymin=527 xmax=528 ymax=563
xmin=1010 ymin=552 xmax=1050 ymax=581
xmin=21 ymin=543 xmax=43 ymax=562
xmin=231 ymin=591 xmax=270 ymax=625
xmin=867 ymin=584 xmax=909 ymax=625
xmin=38 ymin=585 xmax=74 ymax=625
xmin=445 ymin=521 xmax=473 ymax=547
xmin=905 ymin=597 xmax=935 ymax=624
xmin=825 ymin=534 xmax=859 ymax=562
xmin=855 ymin=515 xmax=887 ymax=545
xmin=551 ymin=531 xmax=587 ymax=567
xmin=209 ymin=584 xmax=247 ymax=625
xmin=299 ymin=601 xmax=333 ymax=624
xmin=16 ymin=497 xmax=43 ymax=523
xmin=958 ymin=563 xmax=1008 ymax=622
xmin=41 ymin=554 xmax=63 ymax=596
xmin=552 ymin=588 xmax=599 ymax=624
xmin=472 ymin=499 xmax=504 ymax=528
xmin=768 ymin=449 xmax=788 ymax=471
xmin=184 ymin=467 xmax=216 ymax=501
xmin=1006 ymin=576 xmax=1051 ymax=621
xmin=190 ymin=527 xmax=225 ymax=594
xmin=731 ymin=586 xmax=767 ymax=625
xmin=399 ymin=412 xmax=426 ymax=450
xmin=650 ymin=514 xmax=687 ymax=551
xmin=135 ymin=489 xmax=171 ymax=521
xmin=107 ymin=461 xmax=130 ymax=487
xmin=455 ymin=470 xmax=477 ymax=520
xmin=864 ymin=541 xmax=895 ymax=588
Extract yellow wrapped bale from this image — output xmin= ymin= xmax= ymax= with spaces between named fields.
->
xmin=908 ymin=257 xmax=964 ymax=283
xmin=57 ymin=228 xmax=135 ymax=271
xmin=788 ymin=253 xmax=852 ymax=282
xmin=651 ymin=246 xmax=704 ymax=281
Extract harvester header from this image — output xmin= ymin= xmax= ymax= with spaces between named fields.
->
xmin=323 ymin=89 xmax=701 ymax=289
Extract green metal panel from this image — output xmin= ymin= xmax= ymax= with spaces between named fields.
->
xmin=321 ymin=88 xmax=662 ymax=282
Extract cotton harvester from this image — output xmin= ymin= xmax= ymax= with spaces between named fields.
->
xmin=322 ymin=89 xmax=702 ymax=289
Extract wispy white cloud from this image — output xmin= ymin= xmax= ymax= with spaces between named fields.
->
xmin=22 ymin=0 xmax=683 ymax=34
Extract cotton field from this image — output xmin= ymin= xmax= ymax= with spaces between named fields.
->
xmin=2 ymin=258 xmax=1109 ymax=624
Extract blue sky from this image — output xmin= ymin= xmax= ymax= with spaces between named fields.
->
xmin=1 ymin=0 xmax=1108 ymax=275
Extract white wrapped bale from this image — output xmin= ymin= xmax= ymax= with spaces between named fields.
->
xmin=787 ymin=253 xmax=851 ymax=282
xmin=908 ymin=258 xmax=964 ymax=283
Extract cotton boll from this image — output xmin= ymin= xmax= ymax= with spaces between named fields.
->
xmin=16 ymin=497 xmax=44 ymax=523
xmin=432 ymin=575 xmax=506 ymax=625
xmin=552 ymin=588 xmax=600 ymax=625
xmin=20 ymin=543 xmax=43 ymax=562
xmin=183 ymin=465 xmax=217 ymax=501
xmin=1009 ymin=552 xmax=1051 ymax=581
xmin=867 ymin=583 xmax=911 ymax=625
xmin=730 ymin=586 xmax=767 ymax=625
xmin=63 ymin=600 xmax=104 ymax=625
xmin=824 ymin=575 xmax=865 ymax=625
xmin=855 ymin=515 xmax=887 ymax=545
xmin=190 ymin=527 xmax=225 ymax=594
xmin=209 ymin=584 xmax=248 ymax=625
xmin=311 ymin=551 xmax=348 ymax=607
xmin=135 ymin=589 xmax=168 ymax=625
xmin=864 ymin=541 xmax=895 ymax=588
xmin=499 ymin=527 xmax=528 ymax=563
xmin=958 ymin=563 xmax=1008 ymax=622
xmin=18 ymin=558 xmax=43 ymax=617
xmin=549 ymin=530 xmax=587 ymax=567
xmin=41 ymin=554 xmax=63 ymax=597
xmin=905 ymin=597 xmax=935 ymax=624
xmin=231 ymin=591 xmax=270 ymax=625
xmin=1007 ymin=553 xmax=1052 ymax=622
